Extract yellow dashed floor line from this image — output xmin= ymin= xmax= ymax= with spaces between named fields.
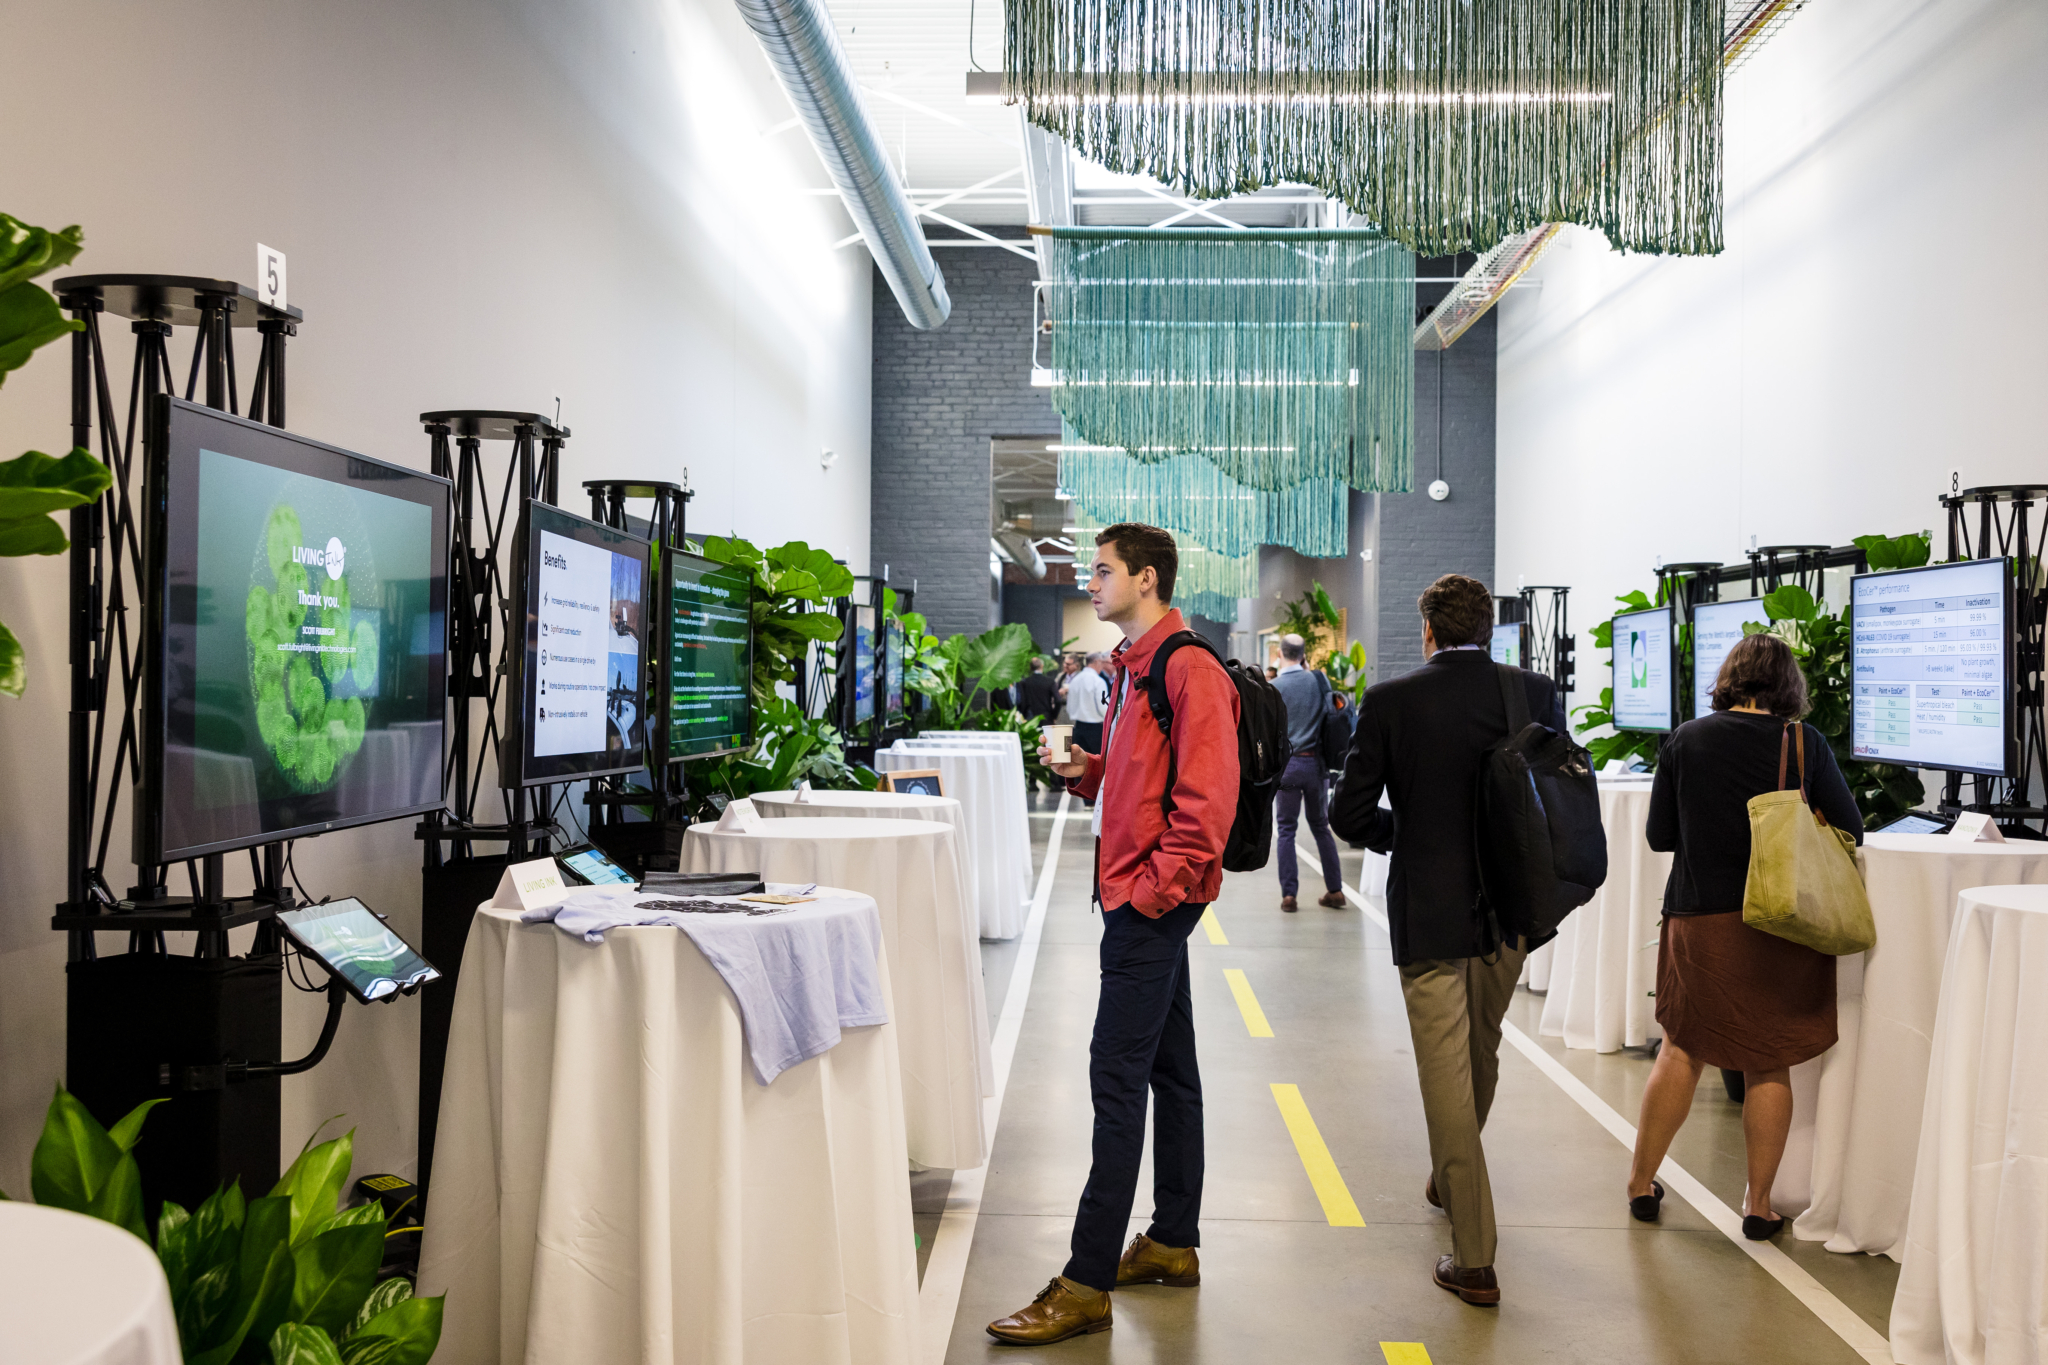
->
xmin=1270 ymin=1083 xmax=1366 ymax=1227
xmin=1222 ymin=967 xmax=1274 ymax=1037
xmin=1380 ymin=1345 xmax=1432 ymax=1365
xmin=1200 ymin=906 xmax=1227 ymax=944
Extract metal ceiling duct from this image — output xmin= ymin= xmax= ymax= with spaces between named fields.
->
xmin=734 ymin=0 xmax=951 ymax=329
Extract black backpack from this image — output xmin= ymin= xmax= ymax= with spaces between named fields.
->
xmin=1474 ymin=663 xmax=1608 ymax=949
xmin=1311 ymin=671 xmax=1352 ymax=775
xmin=1137 ymin=632 xmax=1290 ymax=872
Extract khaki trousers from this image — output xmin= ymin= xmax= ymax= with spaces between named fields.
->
xmin=1398 ymin=942 xmax=1528 ymax=1270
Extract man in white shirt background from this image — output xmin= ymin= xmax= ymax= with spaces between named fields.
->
xmin=1065 ymin=652 xmax=1111 ymax=757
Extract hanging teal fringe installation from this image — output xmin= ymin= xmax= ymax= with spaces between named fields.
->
xmin=1071 ymin=508 xmax=1254 ymax=623
xmin=1041 ymin=228 xmax=1413 ymax=495
xmin=1058 ymin=438 xmax=1347 ymax=560
xmin=1006 ymin=0 xmax=1725 ymax=258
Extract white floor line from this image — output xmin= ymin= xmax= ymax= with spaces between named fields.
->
xmin=917 ymin=793 xmax=1071 ymax=1365
xmin=1295 ymin=837 xmax=1892 ymax=1365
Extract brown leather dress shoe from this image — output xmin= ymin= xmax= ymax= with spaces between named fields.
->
xmin=1281 ymin=896 xmax=1299 ymax=912
xmin=986 ymin=1278 xmax=1113 ymax=1344
xmin=1116 ymin=1233 xmax=1201 ymax=1287
xmin=1433 ymin=1255 xmax=1500 ymax=1306
xmin=1318 ymin=890 xmax=1347 ymax=909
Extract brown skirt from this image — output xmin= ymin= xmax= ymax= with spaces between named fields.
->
xmin=1655 ymin=912 xmax=1837 ymax=1072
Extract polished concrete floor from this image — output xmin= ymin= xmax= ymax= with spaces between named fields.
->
xmin=920 ymin=793 xmax=1898 ymax=1364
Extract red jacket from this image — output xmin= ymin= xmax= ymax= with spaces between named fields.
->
xmin=1068 ymin=611 xmax=1241 ymax=916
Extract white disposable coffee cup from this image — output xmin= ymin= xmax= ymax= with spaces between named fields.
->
xmin=1044 ymin=724 xmax=1073 ymax=763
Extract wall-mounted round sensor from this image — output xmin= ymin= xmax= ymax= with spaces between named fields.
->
xmin=1428 ymin=479 xmax=1450 ymax=501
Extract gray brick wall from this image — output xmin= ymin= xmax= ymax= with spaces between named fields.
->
xmin=871 ymin=245 xmax=1056 ymax=641
xmin=1374 ymin=306 xmax=1497 ymax=682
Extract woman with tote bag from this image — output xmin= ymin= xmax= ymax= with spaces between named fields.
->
xmin=1622 ymin=633 xmax=1865 ymax=1240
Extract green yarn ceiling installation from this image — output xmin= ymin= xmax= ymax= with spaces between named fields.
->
xmin=1072 ymin=510 xmax=1254 ymax=624
xmin=1058 ymin=437 xmax=1347 ymax=560
xmin=1007 ymin=0 xmax=1725 ymax=258
xmin=1041 ymin=228 xmax=1413 ymax=494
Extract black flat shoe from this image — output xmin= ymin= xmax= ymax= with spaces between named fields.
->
xmin=1742 ymin=1214 xmax=1785 ymax=1241
xmin=1629 ymin=1180 xmax=1665 ymax=1223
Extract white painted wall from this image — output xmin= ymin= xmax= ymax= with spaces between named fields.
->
xmin=1496 ymin=0 xmax=2048 ymax=713
xmin=0 ymin=0 xmax=871 ymax=1193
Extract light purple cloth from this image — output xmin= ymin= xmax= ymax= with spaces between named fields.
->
xmin=521 ymin=883 xmax=887 ymax=1084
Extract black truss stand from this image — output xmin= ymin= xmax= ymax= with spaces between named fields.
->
xmin=582 ymin=479 xmax=693 ymax=876
xmin=1655 ymin=563 xmax=1724 ymax=724
xmin=49 ymin=275 xmax=304 ymax=1213
xmin=1940 ymin=487 xmax=2048 ymax=832
xmin=414 ymin=411 xmax=566 ymax=1189
xmin=1747 ymin=545 xmax=1834 ymax=602
xmin=1517 ymin=586 xmax=1574 ymax=698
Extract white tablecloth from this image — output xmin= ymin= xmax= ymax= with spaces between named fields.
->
xmin=1522 ymin=779 xmax=1668 ymax=1052
xmin=682 ymin=817 xmax=993 ymax=1169
xmin=419 ymin=897 xmax=918 ymax=1365
xmin=876 ymin=744 xmax=1031 ymax=939
xmin=0 ymin=1203 xmax=180 ymax=1365
xmin=1787 ymin=834 xmax=2048 ymax=1252
xmin=1891 ymin=884 xmax=2048 ymax=1365
xmin=753 ymin=788 xmax=961 ymax=827
xmin=900 ymin=731 xmax=1020 ymax=751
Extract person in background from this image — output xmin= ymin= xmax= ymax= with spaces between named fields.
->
xmin=1055 ymin=654 xmax=1084 ymax=722
xmin=1330 ymin=573 xmax=1566 ymax=1309
xmin=988 ymin=522 xmax=1240 ymax=1346
xmin=1016 ymin=656 xmax=1061 ymax=724
xmin=1330 ymin=690 xmax=1356 ymax=733
xmin=1625 ymin=632 xmax=1860 ymax=1240
xmin=1265 ymin=664 xmax=1280 ymax=680
xmin=1065 ymin=651 xmax=1111 ymax=759
xmin=1269 ymin=634 xmax=1347 ymax=913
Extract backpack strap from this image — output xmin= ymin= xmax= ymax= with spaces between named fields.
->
xmin=1496 ymin=662 xmax=1531 ymax=734
xmin=1140 ymin=630 xmax=1213 ymax=739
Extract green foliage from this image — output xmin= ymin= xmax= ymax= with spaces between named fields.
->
xmin=1854 ymin=531 xmax=1932 ymax=572
xmin=1274 ymin=581 xmax=1343 ymax=662
xmin=24 ymin=1085 xmax=441 ymax=1364
xmin=0 ymin=215 xmax=111 ymax=696
xmin=690 ymin=696 xmax=877 ymax=799
xmin=1320 ymin=640 xmax=1369 ymax=704
xmin=694 ymin=534 xmax=854 ymax=706
xmin=955 ymin=705 xmax=1054 ymax=787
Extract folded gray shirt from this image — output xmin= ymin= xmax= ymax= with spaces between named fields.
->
xmin=522 ymin=883 xmax=888 ymax=1085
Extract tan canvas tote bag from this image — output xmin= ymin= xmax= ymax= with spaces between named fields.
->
xmin=1741 ymin=722 xmax=1876 ymax=955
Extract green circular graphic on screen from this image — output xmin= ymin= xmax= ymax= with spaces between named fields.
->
xmin=245 ymin=501 xmax=378 ymax=792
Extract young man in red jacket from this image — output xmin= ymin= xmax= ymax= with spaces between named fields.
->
xmin=986 ymin=522 xmax=1241 ymax=1346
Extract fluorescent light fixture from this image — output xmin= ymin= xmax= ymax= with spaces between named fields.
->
xmin=965 ymin=71 xmax=1005 ymax=104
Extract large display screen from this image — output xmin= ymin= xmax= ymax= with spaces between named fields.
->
xmin=144 ymin=398 xmax=449 ymax=862
xmin=1690 ymin=598 xmax=1768 ymax=720
xmin=1489 ymin=622 xmax=1527 ymax=668
xmin=515 ymin=502 xmax=649 ymax=784
xmin=884 ymin=618 xmax=906 ymax=719
xmin=848 ymin=605 xmax=876 ymax=726
xmin=1851 ymin=558 xmax=2012 ymax=775
xmin=1610 ymin=605 xmax=1673 ymax=732
xmin=668 ymin=548 xmax=753 ymax=760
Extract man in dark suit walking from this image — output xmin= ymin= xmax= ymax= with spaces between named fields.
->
xmin=1331 ymin=573 xmax=1568 ymax=1309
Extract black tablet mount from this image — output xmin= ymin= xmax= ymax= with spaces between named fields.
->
xmin=1939 ymin=487 xmax=2048 ymax=830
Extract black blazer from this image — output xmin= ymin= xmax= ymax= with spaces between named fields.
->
xmin=1330 ymin=650 xmax=1568 ymax=965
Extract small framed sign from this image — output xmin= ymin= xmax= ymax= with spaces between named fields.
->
xmin=880 ymin=768 xmax=944 ymax=797
xmin=256 ymin=244 xmax=287 ymax=312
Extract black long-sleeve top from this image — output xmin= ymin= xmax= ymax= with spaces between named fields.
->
xmin=1646 ymin=710 xmax=1864 ymax=917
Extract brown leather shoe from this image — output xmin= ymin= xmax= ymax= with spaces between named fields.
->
xmin=1281 ymin=896 xmax=1299 ymax=912
xmin=986 ymin=1278 xmax=1113 ymax=1344
xmin=1116 ymin=1233 xmax=1200 ymax=1287
xmin=1318 ymin=890 xmax=1347 ymax=909
xmin=1433 ymin=1255 xmax=1500 ymax=1306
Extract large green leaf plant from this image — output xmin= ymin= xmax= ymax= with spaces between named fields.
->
xmin=0 ymin=213 xmax=113 ymax=696
xmin=694 ymin=535 xmax=854 ymax=707
xmin=8 ymin=1085 xmax=442 ymax=1364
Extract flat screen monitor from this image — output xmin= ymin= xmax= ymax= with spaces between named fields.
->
xmin=847 ymin=605 xmax=876 ymax=726
xmin=1690 ymin=598 xmax=1769 ymax=721
xmin=142 ymin=398 xmax=450 ymax=863
xmin=276 ymin=898 xmax=439 ymax=1004
xmin=667 ymin=548 xmax=753 ymax=761
xmin=1488 ymin=621 xmax=1528 ymax=668
xmin=1610 ymin=605 xmax=1673 ymax=732
xmin=1851 ymin=557 xmax=2012 ymax=776
xmin=512 ymin=502 xmax=649 ymax=785
xmin=884 ymin=619 xmax=906 ymax=719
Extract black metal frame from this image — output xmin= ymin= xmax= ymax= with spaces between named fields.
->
xmin=1938 ymin=487 xmax=2048 ymax=826
xmin=1517 ymin=586 xmax=1573 ymax=696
